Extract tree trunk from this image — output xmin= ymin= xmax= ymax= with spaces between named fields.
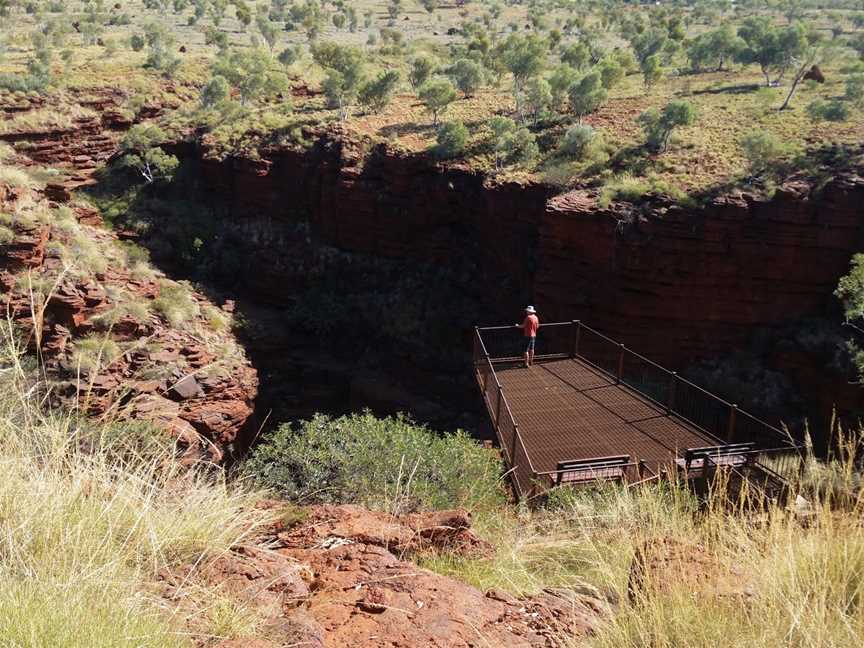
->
xmin=780 ymin=66 xmax=807 ymax=111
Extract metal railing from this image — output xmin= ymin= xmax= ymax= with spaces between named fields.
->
xmin=473 ymin=320 xmax=804 ymax=499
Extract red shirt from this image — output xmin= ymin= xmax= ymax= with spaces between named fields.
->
xmin=522 ymin=314 xmax=539 ymax=338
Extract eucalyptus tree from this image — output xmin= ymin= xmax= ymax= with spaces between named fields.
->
xmin=418 ymin=77 xmax=458 ymax=125
xmin=312 ymin=42 xmax=367 ymax=119
xmin=736 ymin=17 xmax=808 ymax=87
xmin=213 ymin=46 xmax=289 ymax=106
xmin=568 ymin=71 xmax=606 ymax=123
xmin=495 ymin=33 xmax=547 ymax=121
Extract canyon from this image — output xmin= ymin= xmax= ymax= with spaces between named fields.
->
xmin=190 ymin=131 xmax=864 ymax=436
xmin=2 ymin=92 xmax=863 ymax=452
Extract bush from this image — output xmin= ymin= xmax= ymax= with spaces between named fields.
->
xmin=434 ymin=119 xmax=468 ymax=159
xmin=807 ymin=99 xmax=850 ymax=123
xmin=495 ymin=126 xmax=539 ymax=168
xmin=448 ymin=58 xmax=484 ymax=97
xmin=152 ymin=280 xmax=200 ymax=327
xmin=409 ymin=53 xmax=437 ymax=89
xmin=739 ymin=130 xmax=789 ymax=177
xmin=846 ymin=74 xmax=864 ymax=105
xmin=358 ymin=69 xmax=400 ymax=113
xmin=243 ymin=412 xmax=505 ymax=513
xmin=639 ymin=100 xmax=696 ymax=152
xmin=558 ymin=124 xmax=598 ymax=159
xmin=418 ymin=77 xmax=457 ymax=125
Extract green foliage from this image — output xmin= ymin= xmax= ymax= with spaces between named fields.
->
xmin=202 ymin=25 xmax=228 ymax=50
xmin=488 ymin=116 xmax=538 ymax=169
xmin=524 ymin=76 xmax=551 ymax=123
xmin=152 ymin=280 xmax=200 ymax=327
xmin=630 ymin=27 xmax=670 ymax=64
xmin=739 ymin=130 xmax=791 ymax=177
xmin=255 ymin=13 xmax=280 ymax=52
xmin=846 ymin=74 xmax=864 ymax=105
xmin=212 ymin=47 xmax=289 ymax=106
xmin=409 ymin=53 xmax=437 ymax=90
xmin=142 ymin=21 xmax=180 ymax=77
xmin=641 ymin=54 xmax=663 ymax=89
xmin=243 ymin=412 xmax=504 ymax=513
xmin=448 ymin=58 xmax=484 ymax=97
xmin=736 ymin=17 xmax=808 ymax=86
xmin=837 ymin=254 xmax=864 ymax=326
xmin=235 ymin=1 xmax=251 ymax=27
xmin=568 ymin=71 xmax=606 ymax=122
xmin=597 ymin=57 xmax=624 ymax=90
xmin=130 ymin=33 xmax=145 ymax=52
xmin=201 ymin=75 xmax=230 ymax=107
xmin=119 ymin=125 xmax=178 ymax=184
xmin=639 ymin=100 xmax=697 ymax=152
xmin=496 ymin=33 xmax=547 ymax=118
xmin=558 ymin=124 xmax=600 ymax=160
xmin=312 ymin=42 xmax=366 ymax=119
xmin=358 ymin=69 xmax=400 ymax=113
xmin=418 ymin=77 xmax=457 ymax=125
xmin=688 ymin=24 xmax=744 ymax=72
xmin=807 ymin=99 xmax=850 ymax=123
xmin=549 ymin=64 xmax=578 ymax=109
xmin=560 ymin=41 xmax=590 ymax=70
xmin=0 ymin=36 xmax=51 ymax=92
xmin=277 ymin=44 xmax=303 ymax=68
xmin=434 ymin=120 xmax=468 ymax=159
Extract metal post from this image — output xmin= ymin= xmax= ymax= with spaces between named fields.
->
xmin=617 ymin=344 xmax=625 ymax=383
xmin=667 ymin=371 xmax=677 ymax=414
xmin=496 ymin=384 xmax=503 ymax=430
xmin=512 ymin=423 xmax=520 ymax=465
xmin=571 ymin=320 xmax=581 ymax=358
xmin=727 ymin=404 xmax=738 ymax=442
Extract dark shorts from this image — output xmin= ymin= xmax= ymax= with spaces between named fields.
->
xmin=525 ymin=336 xmax=536 ymax=352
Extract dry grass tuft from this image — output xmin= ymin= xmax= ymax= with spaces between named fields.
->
xmin=0 ymin=316 xmax=272 ymax=647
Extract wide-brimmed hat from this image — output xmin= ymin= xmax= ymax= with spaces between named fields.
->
xmin=525 ymin=305 xmax=536 ymax=314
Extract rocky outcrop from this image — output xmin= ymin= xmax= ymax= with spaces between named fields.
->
xmin=0 ymin=87 xmax=168 ymax=191
xmin=538 ymin=176 xmax=864 ymax=365
xmin=163 ymin=503 xmax=610 ymax=648
xmin=0 ymin=183 xmax=257 ymax=460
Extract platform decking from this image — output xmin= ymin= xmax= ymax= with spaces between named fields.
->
xmin=496 ymin=358 xmax=714 ymax=477
xmin=473 ymin=321 xmax=803 ymax=499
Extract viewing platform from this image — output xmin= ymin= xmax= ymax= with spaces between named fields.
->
xmin=473 ymin=321 xmax=803 ymax=500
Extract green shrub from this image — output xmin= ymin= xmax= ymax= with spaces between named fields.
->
xmin=243 ymin=412 xmax=505 ymax=513
xmin=434 ymin=120 xmax=468 ymax=159
xmin=558 ymin=124 xmax=599 ymax=160
xmin=846 ymin=74 xmax=864 ymax=105
xmin=639 ymin=100 xmax=696 ymax=152
xmin=739 ymin=130 xmax=790 ymax=177
xmin=806 ymin=99 xmax=850 ymax=123
xmin=0 ymin=224 xmax=14 ymax=244
xmin=152 ymin=281 xmax=199 ymax=327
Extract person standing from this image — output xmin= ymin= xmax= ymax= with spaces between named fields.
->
xmin=516 ymin=306 xmax=540 ymax=367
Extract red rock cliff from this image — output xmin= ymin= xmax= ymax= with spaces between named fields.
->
xmin=538 ymin=176 xmax=864 ymax=364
